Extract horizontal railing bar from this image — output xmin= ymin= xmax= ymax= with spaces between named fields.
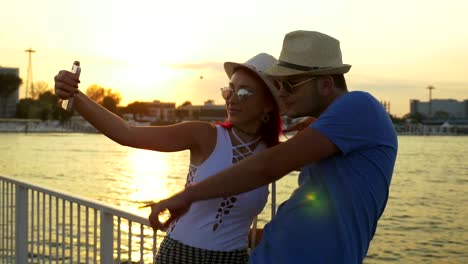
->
xmin=1 ymin=174 xmax=176 ymax=263
xmin=0 ymin=175 xmax=149 ymax=225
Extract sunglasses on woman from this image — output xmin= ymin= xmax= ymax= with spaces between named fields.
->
xmin=220 ymin=87 xmax=254 ymax=101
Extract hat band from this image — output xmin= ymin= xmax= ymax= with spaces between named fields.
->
xmin=278 ymin=60 xmax=330 ymax=71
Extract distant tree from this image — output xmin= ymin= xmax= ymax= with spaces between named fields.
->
xmin=38 ymin=91 xmax=58 ymax=105
xmin=85 ymin=84 xmax=106 ymax=103
xmin=180 ymin=101 xmax=192 ymax=107
xmin=105 ymin=89 xmax=122 ymax=106
xmin=389 ymin=114 xmax=405 ymax=124
xmin=403 ymin=112 xmax=426 ymax=123
xmin=16 ymin=98 xmax=35 ymax=119
xmin=102 ymin=96 xmax=118 ymax=114
xmin=0 ymin=73 xmax=22 ymax=117
xmin=38 ymin=106 xmax=50 ymax=121
xmin=85 ymin=84 xmax=122 ymax=106
xmin=35 ymin=91 xmax=59 ymax=120
xmin=126 ymin=101 xmax=148 ymax=120
xmin=30 ymin=81 xmax=50 ymax=99
xmin=204 ymin=99 xmax=215 ymax=105
xmin=15 ymin=90 xmax=72 ymax=121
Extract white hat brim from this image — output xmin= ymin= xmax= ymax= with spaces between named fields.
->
xmin=223 ymin=62 xmax=281 ymax=106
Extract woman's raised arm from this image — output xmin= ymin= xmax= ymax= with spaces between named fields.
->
xmin=54 ymin=69 xmax=214 ymax=152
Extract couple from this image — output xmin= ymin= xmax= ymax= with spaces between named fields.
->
xmin=54 ymin=30 xmax=397 ymax=264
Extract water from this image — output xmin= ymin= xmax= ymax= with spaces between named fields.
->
xmin=0 ymin=133 xmax=467 ymax=263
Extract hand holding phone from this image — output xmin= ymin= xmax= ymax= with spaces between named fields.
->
xmin=61 ymin=61 xmax=81 ymax=111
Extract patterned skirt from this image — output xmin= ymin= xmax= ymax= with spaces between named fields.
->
xmin=155 ymin=236 xmax=249 ymax=264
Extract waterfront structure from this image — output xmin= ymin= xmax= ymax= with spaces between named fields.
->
xmin=122 ymin=100 xmax=176 ymax=123
xmin=394 ymin=121 xmax=468 ymax=135
xmin=120 ymin=99 xmax=226 ymax=124
xmin=147 ymin=100 xmax=176 ymax=122
xmin=176 ymin=100 xmax=227 ymax=122
xmin=410 ymin=98 xmax=468 ymax=119
xmin=198 ymin=100 xmax=227 ymax=122
xmin=0 ymin=67 xmax=20 ymax=118
xmin=24 ymin=48 xmax=36 ymax=99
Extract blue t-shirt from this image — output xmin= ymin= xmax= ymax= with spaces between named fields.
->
xmin=250 ymin=91 xmax=398 ymax=264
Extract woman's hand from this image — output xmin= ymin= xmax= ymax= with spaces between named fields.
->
xmin=54 ymin=70 xmax=80 ymax=100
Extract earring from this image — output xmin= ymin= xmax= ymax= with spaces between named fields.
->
xmin=262 ymin=112 xmax=270 ymax=123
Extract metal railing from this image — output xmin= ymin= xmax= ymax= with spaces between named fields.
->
xmin=0 ymin=175 xmax=276 ymax=264
xmin=0 ymin=175 xmax=159 ymax=264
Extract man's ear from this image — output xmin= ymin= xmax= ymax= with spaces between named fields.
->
xmin=318 ymin=76 xmax=334 ymax=96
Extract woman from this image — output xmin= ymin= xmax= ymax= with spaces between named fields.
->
xmin=54 ymin=53 xmax=282 ymax=264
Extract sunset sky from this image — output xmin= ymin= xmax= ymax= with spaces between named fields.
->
xmin=1 ymin=0 xmax=467 ymax=116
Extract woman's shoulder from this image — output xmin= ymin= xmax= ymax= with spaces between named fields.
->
xmin=186 ymin=121 xmax=217 ymax=142
xmin=177 ymin=121 xmax=217 ymax=132
xmin=170 ymin=121 xmax=218 ymax=146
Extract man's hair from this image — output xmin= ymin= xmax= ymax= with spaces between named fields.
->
xmin=331 ymin=74 xmax=347 ymax=90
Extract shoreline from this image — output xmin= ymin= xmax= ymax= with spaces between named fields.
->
xmin=1 ymin=118 xmax=467 ymax=136
xmin=0 ymin=118 xmax=98 ymax=133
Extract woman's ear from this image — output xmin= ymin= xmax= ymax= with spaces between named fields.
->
xmin=264 ymin=101 xmax=274 ymax=113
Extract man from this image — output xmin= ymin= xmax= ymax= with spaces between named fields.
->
xmin=149 ymin=30 xmax=398 ymax=263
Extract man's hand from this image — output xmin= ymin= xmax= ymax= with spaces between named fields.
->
xmin=147 ymin=193 xmax=192 ymax=231
xmin=283 ymin=117 xmax=317 ymax=133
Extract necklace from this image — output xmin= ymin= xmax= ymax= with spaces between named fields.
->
xmin=232 ymin=126 xmax=260 ymax=138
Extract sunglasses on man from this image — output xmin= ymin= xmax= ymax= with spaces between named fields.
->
xmin=274 ymin=76 xmax=317 ymax=94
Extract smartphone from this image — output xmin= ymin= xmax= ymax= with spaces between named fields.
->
xmin=61 ymin=61 xmax=81 ymax=111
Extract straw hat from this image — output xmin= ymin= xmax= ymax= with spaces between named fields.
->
xmin=265 ymin=30 xmax=351 ymax=77
xmin=224 ymin=53 xmax=279 ymax=103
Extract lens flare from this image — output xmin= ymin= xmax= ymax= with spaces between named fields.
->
xmin=304 ymin=192 xmax=322 ymax=210
xmin=306 ymin=193 xmax=316 ymax=201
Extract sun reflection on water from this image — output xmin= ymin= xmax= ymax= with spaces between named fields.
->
xmin=127 ymin=148 xmax=175 ymax=203
xmin=117 ymin=148 xmax=187 ymax=218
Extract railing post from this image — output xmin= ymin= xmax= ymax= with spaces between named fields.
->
xmin=100 ymin=210 xmax=114 ymax=263
xmin=15 ymin=185 xmax=28 ymax=264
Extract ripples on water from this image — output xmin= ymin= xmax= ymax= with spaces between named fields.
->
xmin=0 ymin=134 xmax=467 ymax=263
xmin=365 ymin=136 xmax=468 ymax=264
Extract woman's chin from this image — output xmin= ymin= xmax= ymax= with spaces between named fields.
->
xmin=229 ymin=117 xmax=247 ymax=127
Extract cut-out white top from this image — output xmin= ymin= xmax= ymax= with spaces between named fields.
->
xmin=167 ymin=125 xmax=269 ymax=251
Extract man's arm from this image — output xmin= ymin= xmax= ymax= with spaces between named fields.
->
xmin=188 ymin=127 xmax=337 ymax=199
xmin=149 ymin=127 xmax=339 ymax=230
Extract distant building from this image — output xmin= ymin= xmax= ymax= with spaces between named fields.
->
xmin=120 ymin=100 xmax=176 ymax=123
xmin=0 ymin=67 xmax=20 ymax=118
xmin=199 ymin=100 xmax=227 ymax=122
xmin=147 ymin=100 xmax=176 ymax=122
xmin=410 ymin=99 xmax=468 ymax=119
xmin=176 ymin=104 xmax=200 ymax=121
xmin=177 ymin=100 xmax=226 ymax=122
xmin=121 ymin=100 xmax=226 ymax=124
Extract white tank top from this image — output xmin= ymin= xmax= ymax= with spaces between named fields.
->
xmin=167 ymin=125 xmax=269 ymax=251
